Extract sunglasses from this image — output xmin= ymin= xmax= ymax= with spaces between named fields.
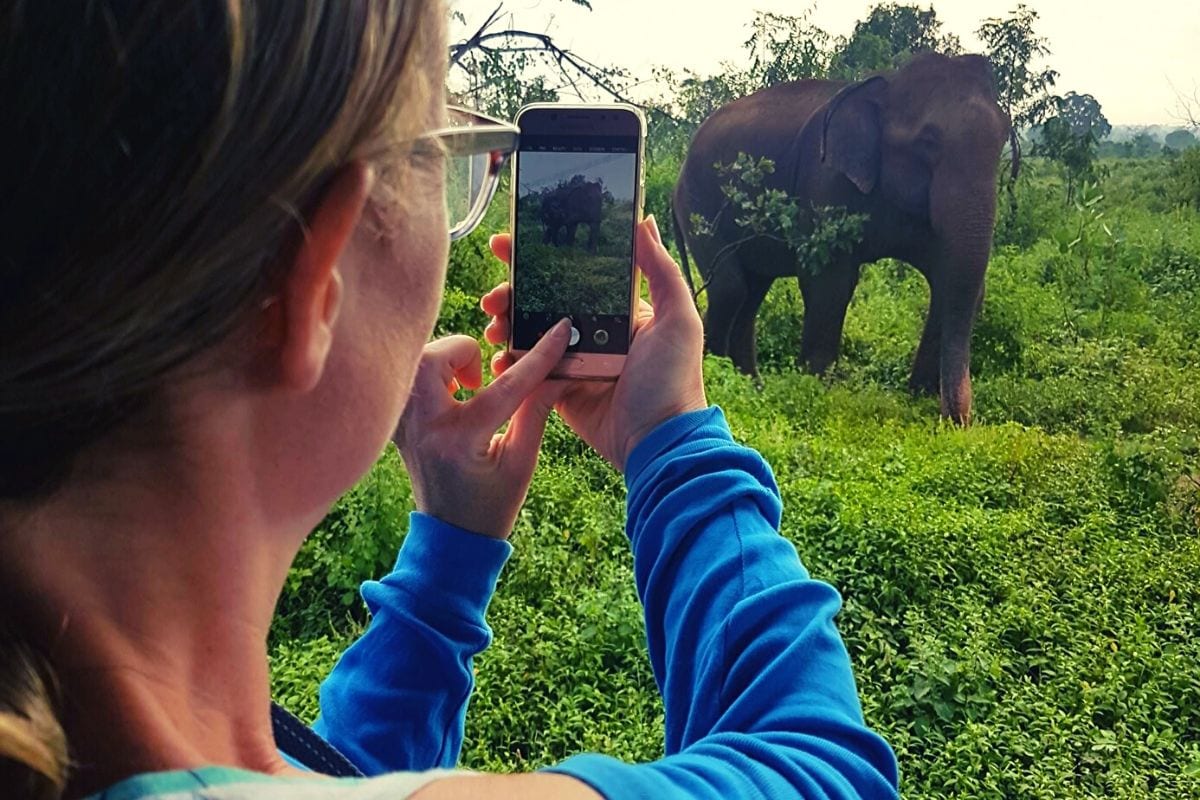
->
xmin=424 ymin=105 xmax=519 ymax=241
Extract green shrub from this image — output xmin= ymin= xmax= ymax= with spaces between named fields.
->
xmin=1169 ymin=148 xmax=1200 ymax=209
xmin=643 ymin=154 xmax=681 ymax=250
xmin=269 ymin=157 xmax=1200 ymax=798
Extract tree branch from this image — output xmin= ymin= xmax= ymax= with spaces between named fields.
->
xmin=450 ymin=4 xmax=504 ymax=69
xmin=1168 ymin=79 xmax=1200 ymax=131
xmin=450 ymin=18 xmax=638 ymax=106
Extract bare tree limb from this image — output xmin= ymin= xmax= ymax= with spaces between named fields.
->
xmin=450 ymin=4 xmax=504 ymax=70
xmin=1168 ymin=78 xmax=1200 ymax=131
xmin=449 ymin=7 xmax=638 ymax=107
xmin=459 ymin=29 xmax=636 ymax=103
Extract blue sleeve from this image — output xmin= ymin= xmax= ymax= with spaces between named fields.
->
xmin=312 ymin=512 xmax=511 ymax=774
xmin=546 ymin=406 xmax=900 ymax=798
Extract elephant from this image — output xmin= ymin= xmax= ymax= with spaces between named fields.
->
xmin=673 ymin=53 xmax=1014 ymax=424
xmin=541 ymin=176 xmax=604 ymax=252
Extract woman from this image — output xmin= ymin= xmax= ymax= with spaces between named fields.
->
xmin=0 ymin=2 xmax=898 ymax=799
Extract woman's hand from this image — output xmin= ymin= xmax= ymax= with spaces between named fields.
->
xmin=393 ymin=321 xmax=571 ymax=539
xmin=482 ymin=217 xmax=707 ymax=472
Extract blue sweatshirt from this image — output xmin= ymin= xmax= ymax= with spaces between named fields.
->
xmin=314 ymin=407 xmax=899 ymax=798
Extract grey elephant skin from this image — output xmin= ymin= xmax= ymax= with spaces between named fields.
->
xmin=673 ymin=53 xmax=1011 ymax=424
xmin=541 ymin=177 xmax=604 ymax=252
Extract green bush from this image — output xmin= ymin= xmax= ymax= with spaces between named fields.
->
xmin=1170 ymin=148 xmax=1200 ymax=209
xmin=270 ymin=157 xmax=1200 ymax=798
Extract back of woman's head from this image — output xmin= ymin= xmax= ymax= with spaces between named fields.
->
xmin=0 ymin=1 xmax=440 ymax=794
xmin=0 ymin=0 xmax=439 ymax=501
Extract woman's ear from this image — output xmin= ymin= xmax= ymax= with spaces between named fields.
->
xmin=270 ymin=162 xmax=374 ymax=393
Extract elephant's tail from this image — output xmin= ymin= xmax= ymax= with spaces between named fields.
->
xmin=671 ymin=205 xmax=698 ymax=303
xmin=1008 ymin=124 xmax=1021 ymax=181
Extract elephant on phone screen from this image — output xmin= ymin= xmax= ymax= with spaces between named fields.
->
xmin=673 ymin=53 xmax=1014 ymax=424
xmin=541 ymin=176 xmax=604 ymax=252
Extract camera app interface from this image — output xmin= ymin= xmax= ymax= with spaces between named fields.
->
xmin=513 ymin=132 xmax=638 ymax=353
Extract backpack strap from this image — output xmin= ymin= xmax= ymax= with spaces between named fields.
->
xmin=270 ymin=701 xmax=365 ymax=778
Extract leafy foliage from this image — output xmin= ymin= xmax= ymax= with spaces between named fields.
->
xmin=1170 ymin=148 xmax=1200 ymax=209
xmin=829 ymin=3 xmax=961 ymax=79
xmin=688 ymin=153 xmax=867 ymax=289
xmin=742 ymin=10 xmax=833 ymax=88
xmin=1165 ymin=129 xmax=1200 ymax=153
xmin=1034 ymin=93 xmax=1112 ymax=202
xmin=270 ymin=151 xmax=1200 ymax=798
xmin=269 ymin=5 xmax=1200 ymax=797
xmin=977 ymin=4 xmax=1058 ymax=131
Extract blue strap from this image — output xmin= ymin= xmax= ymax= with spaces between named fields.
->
xmin=270 ymin=701 xmax=364 ymax=778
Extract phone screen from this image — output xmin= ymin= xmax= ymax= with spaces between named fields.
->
xmin=511 ymin=113 xmax=640 ymax=354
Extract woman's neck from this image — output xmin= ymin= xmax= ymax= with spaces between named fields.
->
xmin=0 ymin=414 xmax=321 ymax=797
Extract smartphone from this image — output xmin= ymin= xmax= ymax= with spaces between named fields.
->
xmin=508 ymin=103 xmax=646 ymax=380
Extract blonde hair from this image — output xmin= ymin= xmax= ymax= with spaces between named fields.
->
xmin=0 ymin=636 xmax=68 ymax=800
xmin=0 ymin=1 xmax=442 ymax=795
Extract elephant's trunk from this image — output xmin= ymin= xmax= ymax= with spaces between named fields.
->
xmin=931 ymin=186 xmax=996 ymax=425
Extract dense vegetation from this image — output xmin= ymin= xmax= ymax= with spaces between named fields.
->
xmin=269 ymin=3 xmax=1200 ymax=796
xmin=514 ymin=191 xmax=635 ymax=315
xmin=271 ymin=152 xmax=1200 ymax=797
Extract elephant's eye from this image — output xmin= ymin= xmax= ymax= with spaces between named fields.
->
xmin=914 ymin=126 xmax=943 ymax=161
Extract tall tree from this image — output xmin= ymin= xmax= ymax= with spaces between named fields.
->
xmin=830 ymin=3 xmax=961 ymax=79
xmin=977 ymin=5 xmax=1058 ymax=132
xmin=1034 ymin=92 xmax=1111 ymax=202
xmin=1128 ymin=130 xmax=1161 ymax=159
xmin=743 ymin=10 xmax=832 ymax=89
xmin=1165 ymin=129 xmax=1199 ymax=152
xmin=977 ymin=4 xmax=1058 ymax=223
xmin=1170 ymin=81 xmax=1200 ymax=132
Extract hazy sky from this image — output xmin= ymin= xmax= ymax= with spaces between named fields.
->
xmin=516 ymin=151 xmax=638 ymax=200
xmin=450 ymin=0 xmax=1200 ymax=125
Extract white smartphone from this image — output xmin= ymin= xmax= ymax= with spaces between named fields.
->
xmin=508 ymin=103 xmax=646 ymax=380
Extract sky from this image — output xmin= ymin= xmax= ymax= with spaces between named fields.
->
xmin=516 ymin=151 xmax=638 ymax=200
xmin=449 ymin=0 xmax=1200 ymax=126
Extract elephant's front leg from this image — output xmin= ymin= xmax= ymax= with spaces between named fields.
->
xmin=798 ymin=264 xmax=860 ymax=374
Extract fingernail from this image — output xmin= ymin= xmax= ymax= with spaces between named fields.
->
xmin=554 ymin=318 xmax=572 ymax=337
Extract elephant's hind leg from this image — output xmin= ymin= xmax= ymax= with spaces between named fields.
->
xmin=729 ymin=273 xmax=774 ymax=377
xmin=910 ymin=290 xmax=942 ymax=397
xmin=701 ymin=255 xmax=752 ymax=370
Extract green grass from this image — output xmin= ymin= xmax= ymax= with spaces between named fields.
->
xmin=513 ymin=199 xmax=636 ymax=315
xmin=271 ymin=157 xmax=1200 ymax=798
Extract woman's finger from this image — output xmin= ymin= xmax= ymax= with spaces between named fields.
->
xmin=489 ymin=233 xmax=512 ymax=265
xmin=499 ymin=380 xmax=565 ymax=469
xmin=491 ymin=350 xmax=514 ymax=377
xmin=467 ymin=319 xmax=570 ymax=431
xmin=484 ymin=316 xmax=509 ymax=346
xmin=480 ymin=282 xmax=511 ymax=317
xmin=636 ymin=217 xmax=694 ymax=320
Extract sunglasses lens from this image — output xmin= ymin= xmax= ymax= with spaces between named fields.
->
xmin=445 ymin=152 xmax=482 ymax=230
xmin=442 ymin=107 xmax=516 ymax=240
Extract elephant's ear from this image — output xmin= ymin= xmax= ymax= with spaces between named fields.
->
xmin=821 ymin=76 xmax=886 ymax=195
